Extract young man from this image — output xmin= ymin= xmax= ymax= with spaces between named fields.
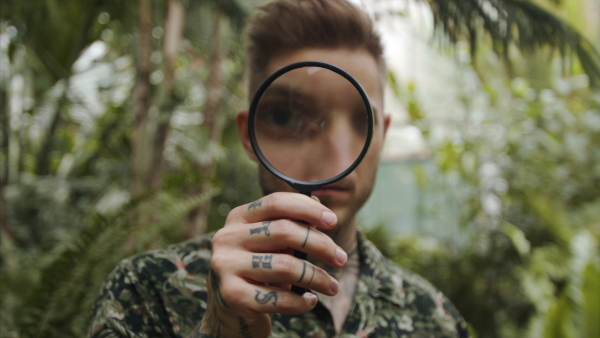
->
xmin=89 ymin=0 xmax=469 ymax=337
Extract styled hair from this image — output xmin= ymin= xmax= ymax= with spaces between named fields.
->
xmin=245 ymin=0 xmax=385 ymax=96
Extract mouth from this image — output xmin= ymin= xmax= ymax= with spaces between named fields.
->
xmin=312 ymin=183 xmax=352 ymax=198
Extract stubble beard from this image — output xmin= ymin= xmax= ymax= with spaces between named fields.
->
xmin=258 ymin=166 xmax=377 ymax=244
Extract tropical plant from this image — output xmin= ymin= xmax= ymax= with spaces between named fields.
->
xmin=419 ymin=0 xmax=600 ymax=87
xmin=373 ymin=9 xmax=600 ymax=335
xmin=1 ymin=0 xmax=260 ymax=336
xmin=1 ymin=0 xmax=599 ymax=337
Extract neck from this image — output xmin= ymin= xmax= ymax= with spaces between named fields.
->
xmin=321 ymin=216 xmax=358 ymax=254
xmin=308 ymin=216 xmax=358 ymax=270
xmin=309 ymin=217 xmax=360 ymax=334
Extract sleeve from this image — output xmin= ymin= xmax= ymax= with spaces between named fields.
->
xmin=87 ymin=259 xmax=175 ymax=338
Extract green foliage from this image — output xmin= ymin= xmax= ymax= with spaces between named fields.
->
xmin=2 ymin=0 xmax=599 ymax=337
xmin=373 ymin=30 xmax=600 ymax=337
xmin=1 ymin=0 xmax=260 ymax=336
xmin=1 ymin=183 xmax=218 ymax=337
xmin=424 ymin=0 xmax=600 ymax=88
xmin=581 ymin=262 xmax=600 ymax=338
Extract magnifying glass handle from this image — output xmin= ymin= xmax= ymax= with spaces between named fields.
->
xmin=292 ymin=191 xmax=312 ymax=295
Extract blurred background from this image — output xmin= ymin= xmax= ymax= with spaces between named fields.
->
xmin=1 ymin=0 xmax=599 ymax=337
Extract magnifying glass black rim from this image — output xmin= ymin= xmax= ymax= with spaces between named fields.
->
xmin=248 ymin=61 xmax=374 ymax=193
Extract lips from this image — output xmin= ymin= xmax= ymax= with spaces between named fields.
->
xmin=312 ymin=183 xmax=352 ymax=198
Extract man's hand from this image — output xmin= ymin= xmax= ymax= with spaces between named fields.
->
xmin=193 ymin=192 xmax=347 ymax=337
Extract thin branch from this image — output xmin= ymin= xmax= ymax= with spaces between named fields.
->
xmin=34 ymin=82 xmax=69 ymax=175
xmin=184 ymin=11 xmax=228 ymax=238
xmin=150 ymin=0 xmax=186 ymax=190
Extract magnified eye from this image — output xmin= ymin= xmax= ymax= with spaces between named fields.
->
xmin=260 ymin=105 xmax=302 ymax=129
xmin=269 ymin=107 xmax=301 ymax=128
xmin=250 ymin=63 xmax=374 ymax=186
xmin=256 ymin=104 xmax=308 ymax=141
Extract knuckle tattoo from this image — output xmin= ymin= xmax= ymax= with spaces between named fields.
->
xmin=254 ymin=290 xmax=278 ymax=306
xmin=249 ymin=221 xmax=272 ymax=236
xmin=251 ymin=254 xmax=273 ymax=269
xmin=247 ymin=199 xmax=263 ymax=210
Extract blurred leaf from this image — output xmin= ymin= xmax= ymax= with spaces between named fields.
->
xmin=363 ymin=223 xmax=396 ymax=258
xmin=543 ymin=291 xmax=574 ymax=338
xmin=503 ymin=221 xmax=531 ymax=258
xmin=582 ymin=261 xmax=600 ymax=338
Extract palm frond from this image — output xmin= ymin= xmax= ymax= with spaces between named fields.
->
xmin=11 ymin=187 xmax=219 ymax=336
xmin=424 ymin=0 xmax=600 ymax=87
xmin=184 ymin=0 xmax=248 ymax=31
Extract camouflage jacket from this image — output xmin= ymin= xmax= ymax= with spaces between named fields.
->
xmin=88 ymin=231 xmax=469 ymax=337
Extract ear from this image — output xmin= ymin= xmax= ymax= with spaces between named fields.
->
xmin=382 ymin=113 xmax=391 ymax=137
xmin=236 ymin=111 xmax=258 ymax=161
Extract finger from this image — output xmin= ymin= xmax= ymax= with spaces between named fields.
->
xmin=268 ymin=282 xmax=292 ymax=290
xmin=239 ymin=219 xmax=348 ymax=268
xmin=310 ymin=196 xmax=320 ymax=227
xmin=236 ymin=252 xmax=339 ymax=296
xmin=230 ymin=192 xmax=337 ymax=229
xmin=221 ymin=278 xmax=318 ymax=315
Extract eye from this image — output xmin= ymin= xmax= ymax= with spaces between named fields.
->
xmin=261 ymin=106 xmax=302 ymax=129
xmin=270 ymin=107 xmax=297 ymax=127
xmin=255 ymin=99 xmax=326 ymax=142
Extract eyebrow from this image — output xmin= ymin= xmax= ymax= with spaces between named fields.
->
xmin=261 ymin=84 xmax=309 ymax=101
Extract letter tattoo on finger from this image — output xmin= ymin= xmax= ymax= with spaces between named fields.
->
xmin=248 ymin=199 xmax=263 ymax=210
xmin=252 ymin=255 xmax=273 ymax=269
xmin=250 ymin=221 xmax=271 ymax=236
xmin=255 ymin=290 xmax=278 ymax=305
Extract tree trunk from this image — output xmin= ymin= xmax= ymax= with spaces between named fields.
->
xmin=183 ymin=12 xmax=228 ymax=238
xmin=149 ymin=0 xmax=185 ymax=190
xmin=1 ymin=83 xmax=9 ymax=184
xmin=131 ymin=0 xmax=154 ymax=198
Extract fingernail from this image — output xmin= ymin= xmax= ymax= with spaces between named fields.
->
xmin=322 ymin=211 xmax=337 ymax=226
xmin=305 ymin=292 xmax=318 ymax=307
xmin=336 ymin=247 xmax=347 ymax=265
xmin=330 ymin=277 xmax=339 ymax=294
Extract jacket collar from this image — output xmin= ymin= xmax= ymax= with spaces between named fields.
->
xmin=356 ymin=230 xmax=408 ymax=307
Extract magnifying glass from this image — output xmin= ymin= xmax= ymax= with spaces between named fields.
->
xmin=248 ymin=61 xmax=374 ymax=294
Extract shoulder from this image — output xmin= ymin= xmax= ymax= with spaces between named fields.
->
xmin=107 ymin=232 xmax=215 ymax=300
xmin=359 ymin=234 xmax=439 ymax=296
xmin=89 ymin=233 xmax=215 ymax=337
xmin=127 ymin=232 xmax=214 ymax=272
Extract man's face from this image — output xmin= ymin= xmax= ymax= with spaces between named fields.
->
xmin=238 ymin=48 xmax=390 ymax=230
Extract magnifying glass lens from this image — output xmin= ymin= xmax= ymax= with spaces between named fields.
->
xmin=254 ymin=66 xmax=369 ymax=183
